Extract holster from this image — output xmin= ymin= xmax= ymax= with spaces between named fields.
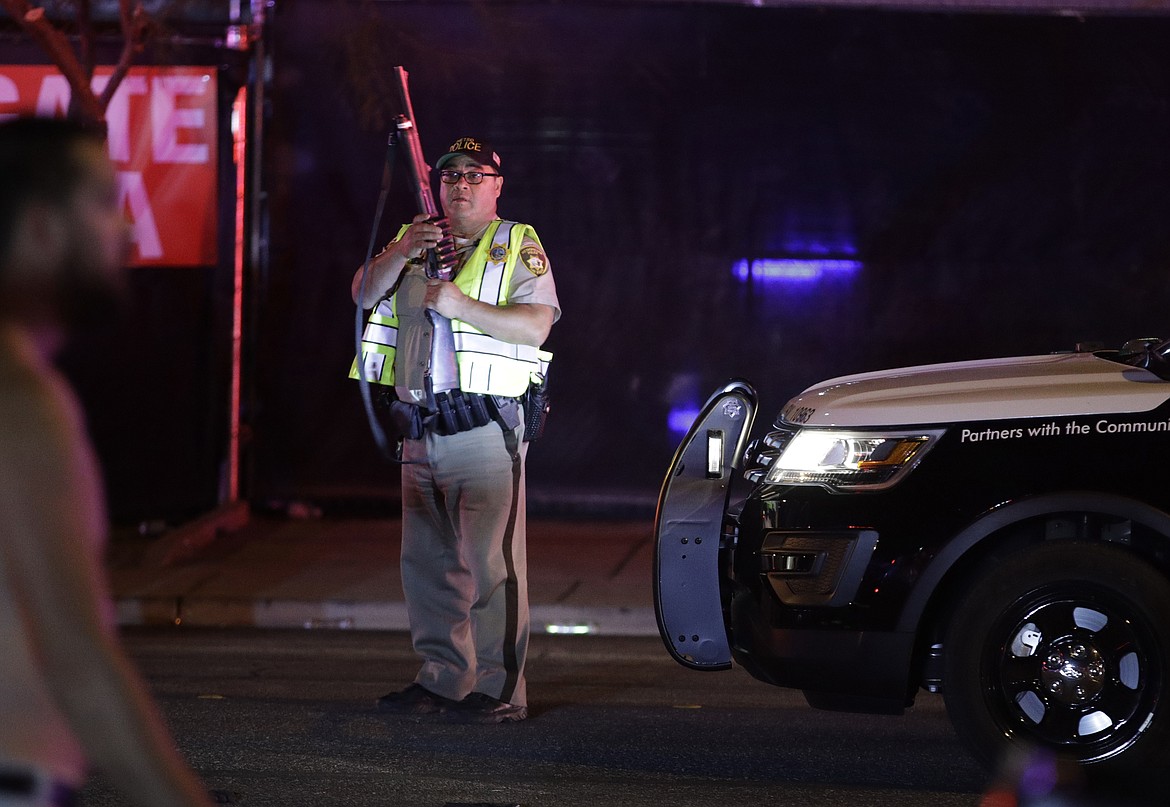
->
xmin=522 ymin=377 xmax=550 ymax=442
xmin=491 ymin=395 xmax=522 ymax=433
xmin=388 ymin=397 xmax=425 ymax=440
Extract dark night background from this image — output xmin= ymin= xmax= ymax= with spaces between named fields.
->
xmin=8 ymin=1 xmax=1170 ymax=524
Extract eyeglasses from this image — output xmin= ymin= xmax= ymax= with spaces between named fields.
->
xmin=437 ymin=169 xmax=501 ymax=185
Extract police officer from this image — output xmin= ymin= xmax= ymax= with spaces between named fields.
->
xmin=351 ymin=136 xmax=560 ymax=723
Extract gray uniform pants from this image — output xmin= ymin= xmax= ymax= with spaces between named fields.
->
xmin=399 ymin=418 xmax=529 ymax=707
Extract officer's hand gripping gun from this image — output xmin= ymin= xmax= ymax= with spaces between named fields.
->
xmin=391 ymin=66 xmax=460 ymax=396
xmin=392 ymin=66 xmax=457 ymax=281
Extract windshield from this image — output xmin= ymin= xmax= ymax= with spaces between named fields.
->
xmin=1098 ymin=338 xmax=1170 ymax=381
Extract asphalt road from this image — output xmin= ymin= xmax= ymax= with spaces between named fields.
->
xmin=80 ymin=628 xmax=989 ymax=807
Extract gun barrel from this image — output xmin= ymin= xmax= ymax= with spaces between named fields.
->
xmin=394 ymin=117 xmax=439 ymax=218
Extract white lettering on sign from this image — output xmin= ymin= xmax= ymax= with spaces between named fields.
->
xmin=116 ymin=171 xmax=163 ymax=259
xmin=0 ymin=75 xmax=17 ymax=120
xmin=0 ymin=64 xmax=217 ymax=266
xmin=151 ymin=75 xmax=209 ymax=164
xmin=99 ymin=74 xmax=149 ymax=162
xmin=34 ymin=73 xmax=71 ymax=116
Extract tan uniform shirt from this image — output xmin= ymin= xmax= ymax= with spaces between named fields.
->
xmin=393 ymin=225 xmax=560 ymax=404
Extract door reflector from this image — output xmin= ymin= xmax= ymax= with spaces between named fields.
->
xmin=706 ymin=430 xmax=725 ymax=478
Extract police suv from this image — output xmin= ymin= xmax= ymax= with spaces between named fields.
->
xmin=654 ymin=338 xmax=1170 ymax=778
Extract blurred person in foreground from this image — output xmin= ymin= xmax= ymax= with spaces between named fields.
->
xmin=0 ymin=116 xmax=212 ymax=807
xmin=980 ymin=744 xmax=1164 ymax=807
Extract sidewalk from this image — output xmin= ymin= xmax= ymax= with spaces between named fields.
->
xmin=107 ymin=503 xmax=661 ymax=637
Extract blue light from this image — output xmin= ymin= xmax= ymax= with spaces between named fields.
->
xmin=732 ymin=258 xmax=862 ymax=283
xmin=668 ymin=405 xmax=700 ymax=436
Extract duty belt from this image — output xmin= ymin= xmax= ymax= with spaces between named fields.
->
xmin=378 ymin=388 xmax=522 ymax=441
xmin=429 ymin=389 xmax=515 ymax=436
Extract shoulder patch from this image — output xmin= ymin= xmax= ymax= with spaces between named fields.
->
xmin=520 ymin=245 xmax=549 ymax=276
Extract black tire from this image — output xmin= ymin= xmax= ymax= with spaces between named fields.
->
xmin=943 ymin=540 xmax=1170 ymax=781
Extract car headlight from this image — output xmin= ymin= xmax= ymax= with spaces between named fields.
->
xmin=763 ymin=429 xmax=944 ymax=491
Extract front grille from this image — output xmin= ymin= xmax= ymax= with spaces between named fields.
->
xmin=759 ymin=529 xmax=879 ymax=607
xmin=761 ymin=534 xmax=855 ymax=596
xmin=743 ymin=427 xmax=796 ymax=484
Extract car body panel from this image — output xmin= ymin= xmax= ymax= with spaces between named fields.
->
xmin=657 ymin=345 xmax=1170 ymax=721
xmin=653 ymin=380 xmax=757 ymax=670
xmin=782 ymin=351 xmax=1170 ymax=428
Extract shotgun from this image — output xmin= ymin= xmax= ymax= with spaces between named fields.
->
xmin=391 ymin=66 xmax=459 ymax=396
xmin=392 ymin=66 xmax=457 ymax=280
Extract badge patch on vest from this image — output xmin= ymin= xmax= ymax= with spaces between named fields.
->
xmin=489 ymin=242 xmax=510 ymax=263
xmin=520 ymin=245 xmax=549 ymax=276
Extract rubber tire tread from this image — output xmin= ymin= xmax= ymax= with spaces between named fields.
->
xmin=942 ymin=540 xmax=1170 ymax=791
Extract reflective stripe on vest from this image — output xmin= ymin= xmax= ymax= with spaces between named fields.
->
xmin=349 ymin=296 xmax=399 ymax=386
xmin=349 ymin=220 xmax=551 ymax=397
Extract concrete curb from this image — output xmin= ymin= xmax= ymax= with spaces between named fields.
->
xmin=115 ymin=598 xmax=660 ymax=637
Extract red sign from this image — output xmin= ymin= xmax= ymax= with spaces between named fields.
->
xmin=0 ymin=65 xmax=219 ymax=267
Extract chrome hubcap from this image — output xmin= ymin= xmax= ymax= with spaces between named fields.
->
xmin=1040 ymin=638 xmax=1107 ymax=706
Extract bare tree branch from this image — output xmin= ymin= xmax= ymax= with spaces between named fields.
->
xmin=0 ymin=1 xmax=104 ymax=124
xmin=98 ymin=1 xmax=151 ymax=111
xmin=76 ymin=0 xmax=97 ymax=76
xmin=0 ymin=0 xmax=154 ymax=127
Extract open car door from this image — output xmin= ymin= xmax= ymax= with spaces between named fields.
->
xmin=654 ymin=380 xmax=757 ymax=670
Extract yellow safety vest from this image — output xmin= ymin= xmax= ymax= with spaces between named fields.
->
xmin=350 ymin=220 xmax=552 ymax=398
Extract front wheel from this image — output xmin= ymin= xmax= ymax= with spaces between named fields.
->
xmin=943 ymin=540 xmax=1170 ymax=781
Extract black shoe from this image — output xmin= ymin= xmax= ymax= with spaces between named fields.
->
xmin=446 ymin=691 xmax=528 ymax=724
xmin=376 ymin=683 xmax=457 ymax=715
